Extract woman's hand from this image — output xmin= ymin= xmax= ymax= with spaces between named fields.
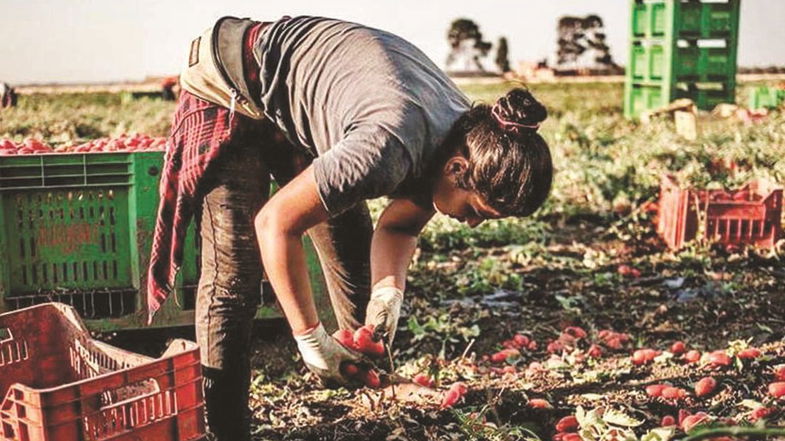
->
xmin=365 ymin=286 xmax=404 ymax=345
xmin=294 ymin=322 xmax=363 ymax=387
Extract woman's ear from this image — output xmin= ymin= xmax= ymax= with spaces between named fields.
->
xmin=443 ymin=156 xmax=469 ymax=185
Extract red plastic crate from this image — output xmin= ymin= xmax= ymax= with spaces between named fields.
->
xmin=657 ymin=175 xmax=783 ymax=250
xmin=0 ymin=303 xmax=206 ymax=441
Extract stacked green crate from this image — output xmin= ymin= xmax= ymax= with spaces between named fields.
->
xmin=624 ymin=0 xmax=741 ymax=119
xmin=0 ymin=152 xmax=332 ymax=330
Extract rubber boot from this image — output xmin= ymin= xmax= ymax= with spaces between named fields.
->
xmin=202 ymin=365 xmax=251 ymax=441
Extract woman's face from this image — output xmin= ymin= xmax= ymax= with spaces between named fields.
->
xmin=431 ymin=156 xmax=503 ymax=228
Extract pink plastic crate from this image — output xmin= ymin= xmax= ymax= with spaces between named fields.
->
xmin=657 ymin=174 xmax=783 ymax=250
xmin=0 ymin=303 xmax=206 ymax=441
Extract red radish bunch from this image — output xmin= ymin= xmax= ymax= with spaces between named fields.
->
xmin=617 ymin=264 xmax=641 ymax=278
xmin=670 ymin=341 xmax=687 ymax=355
xmin=333 ymin=325 xmax=384 ymax=357
xmin=440 ymin=382 xmax=468 ymax=409
xmin=631 ymin=348 xmax=660 ymax=366
xmin=68 ymin=134 xmax=166 ymax=153
xmin=528 ymin=398 xmax=551 ymax=409
xmin=501 ymin=334 xmax=537 ymax=351
xmin=0 ymin=135 xmax=166 ymax=156
xmin=694 ymin=377 xmax=717 ymax=397
xmin=555 ymin=415 xmax=579 ymax=433
xmin=413 ymin=373 xmax=434 ymax=388
xmin=597 ymin=330 xmax=631 ymax=350
xmin=0 ymin=138 xmax=54 ymax=155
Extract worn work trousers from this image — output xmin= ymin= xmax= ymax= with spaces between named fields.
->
xmin=195 ymin=117 xmax=372 ymax=441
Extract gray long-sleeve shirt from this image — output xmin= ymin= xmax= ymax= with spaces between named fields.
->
xmin=254 ymin=16 xmax=470 ymax=214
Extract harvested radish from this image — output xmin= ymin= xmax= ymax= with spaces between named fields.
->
xmin=617 ymin=264 xmax=641 ymax=278
xmin=681 ymin=412 xmax=710 ymax=432
xmin=694 ymin=377 xmax=717 ymax=397
xmin=353 ymin=325 xmax=384 ymax=357
xmin=413 ymin=373 xmax=434 ymax=388
xmin=547 ymin=341 xmax=566 ymax=354
xmin=605 ymin=337 xmax=623 ymax=350
xmin=562 ymin=433 xmax=581 ymax=441
xmin=440 ymin=382 xmax=468 ymax=408
xmin=340 ymin=362 xmax=359 ymax=377
xmin=678 ymin=409 xmax=691 ymax=426
xmin=707 ymin=350 xmax=732 ymax=368
xmin=362 ymin=369 xmax=381 ymax=388
xmin=513 ymin=334 xmax=530 ymax=347
xmin=528 ymin=398 xmax=552 ymax=409
xmin=333 ymin=329 xmax=355 ymax=349
xmin=661 ymin=386 xmax=687 ymax=400
xmin=632 ymin=348 xmax=659 ymax=365
xmin=661 ymin=415 xmax=676 ymax=426
xmin=769 ymin=382 xmax=785 ymax=398
xmin=646 ymin=384 xmax=667 ymax=398
xmin=563 ymin=326 xmax=587 ymax=339
xmin=774 ymin=366 xmax=785 ymax=381
xmin=683 ymin=350 xmax=701 ymax=364
xmin=587 ymin=344 xmax=603 ymax=358
xmin=555 ymin=415 xmax=578 ymax=433
xmin=490 ymin=348 xmax=520 ymax=363
xmin=737 ymin=348 xmax=761 ymax=360
xmin=750 ymin=407 xmax=775 ymax=421
xmin=670 ymin=341 xmax=686 ymax=355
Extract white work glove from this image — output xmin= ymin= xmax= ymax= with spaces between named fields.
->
xmin=364 ymin=286 xmax=404 ymax=346
xmin=294 ymin=322 xmax=362 ymax=387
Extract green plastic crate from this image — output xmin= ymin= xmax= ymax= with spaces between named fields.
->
xmin=626 ymin=83 xmax=668 ymax=116
xmin=679 ymin=0 xmax=740 ymax=38
xmin=631 ymin=0 xmax=740 ymax=39
xmin=625 ymin=0 xmax=741 ymax=119
xmin=0 ymin=152 xmax=332 ymax=330
xmin=674 ymin=81 xmax=734 ymax=109
xmin=748 ymin=87 xmax=785 ymax=110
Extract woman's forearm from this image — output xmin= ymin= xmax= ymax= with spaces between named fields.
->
xmin=370 ymin=225 xmax=419 ymax=291
xmin=254 ymin=166 xmax=329 ymax=335
xmin=257 ymin=224 xmax=319 ymax=335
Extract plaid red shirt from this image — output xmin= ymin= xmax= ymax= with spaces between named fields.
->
xmin=147 ymin=23 xmax=264 ymax=322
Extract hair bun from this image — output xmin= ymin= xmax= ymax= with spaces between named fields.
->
xmin=492 ymin=88 xmax=547 ymax=133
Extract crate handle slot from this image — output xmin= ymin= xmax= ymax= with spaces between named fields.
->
xmin=99 ymin=377 xmax=163 ymax=411
xmin=0 ymin=328 xmax=12 ymax=343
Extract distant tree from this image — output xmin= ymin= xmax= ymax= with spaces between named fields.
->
xmin=495 ymin=37 xmax=511 ymax=73
xmin=555 ymin=14 xmax=617 ymax=71
xmin=446 ymin=18 xmax=492 ymax=72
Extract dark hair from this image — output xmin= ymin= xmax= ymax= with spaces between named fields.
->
xmin=439 ymin=87 xmax=553 ymax=217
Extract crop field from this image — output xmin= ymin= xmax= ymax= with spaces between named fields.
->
xmin=2 ymin=80 xmax=785 ymax=441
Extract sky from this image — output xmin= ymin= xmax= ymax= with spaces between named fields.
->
xmin=1 ymin=0 xmax=784 ymax=85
